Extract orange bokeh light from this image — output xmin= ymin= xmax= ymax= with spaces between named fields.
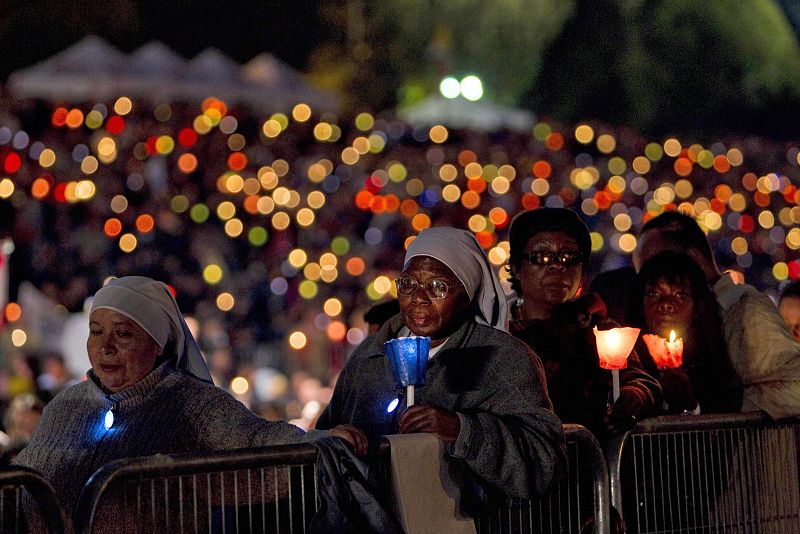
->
xmin=753 ymin=191 xmax=770 ymax=208
xmin=457 ymin=150 xmax=477 ymax=167
xmin=466 ymin=178 xmax=487 ymax=194
xmin=521 ymin=193 xmax=541 ymax=210
xmin=545 ymin=132 xmax=564 ymax=151
xmin=51 ymin=107 xmax=68 ymax=127
xmin=411 ymin=213 xmax=431 ymax=232
xmin=674 ymin=157 xmax=693 ymax=177
xmin=104 ymin=218 xmax=123 ymax=237
xmin=5 ymin=302 xmax=22 ymax=323
xmin=475 ymin=231 xmax=495 ymax=248
xmin=369 ymin=195 xmax=387 ymax=213
xmin=384 ymin=194 xmax=400 ymax=212
xmin=345 ymin=257 xmax=366 ymax=276
xmin=713 ymin=155 xmax=731 ymax=173
xmin=228 ymin=152 xmax=248 ymax=171
xmin=135 ymin=214 xmax=155 ymax=233
xmin=31 ymin=177 xmax=51 ymax=199
xmin=400 ymin=199 xmax=419 ymax=218
xmin=532 ymin=160 xmax=552 ymax=179
xmin=355 ymin=190 xmax=373 ymax=210
xmin=326 ymin=321 xmax=347 ymax=341
xmin=66 ymin=108 xmax=84 ymax=129
xmin=488 ymin=207 xmax=508 ymax=227
xmin=461 ymin=190 xmax=481 ymax=209
xmin=243 ymin=195 xmax=260 ymax=214
xmin=177 ymin=153 xmax=198 ymax=174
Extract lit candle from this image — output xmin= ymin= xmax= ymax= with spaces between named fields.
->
xmin=643 ymin=330 xmax=684 ymax=369
xmin=593 ymin=326 xmax=640 ymax=401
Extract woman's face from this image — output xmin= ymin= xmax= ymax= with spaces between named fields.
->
xmin=513 ymin=231 xmax=583 ymax=315
xmin=397 ymin=256 xmax=470 ymax=346
xmin=88 ymin=308 xmax=162 ymax=393
xmin=643 ymin=276 xmax=695 ymax=337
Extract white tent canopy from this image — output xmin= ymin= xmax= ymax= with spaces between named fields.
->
xmin=397 ymin=95 xmax=535 ymax=133
xmin=7 ymin=36 xmax=339 ymax=113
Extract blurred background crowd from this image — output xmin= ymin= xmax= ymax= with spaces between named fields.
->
xmin=0 ymin=0 xmax=799 ymax=459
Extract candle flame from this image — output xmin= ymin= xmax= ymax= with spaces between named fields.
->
xmin=669 ymin=330 xmax=676 ymax=343
xmin=607 ymin=330 xmax=622 ymax=349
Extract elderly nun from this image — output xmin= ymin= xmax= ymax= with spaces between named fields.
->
xmin=316 ymin=227 xmax=565 ymax=500
xmin=15 ymin=276 xmax=365 ymax=526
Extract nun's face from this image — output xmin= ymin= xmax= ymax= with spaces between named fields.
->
xmin=397 ymin=256 xmax=470 ymax=347
xmin=88 ymin=308 xmax=163 ymax=393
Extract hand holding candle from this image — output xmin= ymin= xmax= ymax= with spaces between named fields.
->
xmin=593 ymin=326 xmax=640 ymax=401
xmin=642 ymin=330 xmax=684 ymax=369
xmin=384 ymin=336 xmax=430 ymax=407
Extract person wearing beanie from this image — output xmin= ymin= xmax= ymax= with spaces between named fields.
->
xmin=506 ymin=208 xmax=661 ymax=446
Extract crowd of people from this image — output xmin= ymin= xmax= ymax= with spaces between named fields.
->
xmin=0 ymin=94 xmax=800 ymax=528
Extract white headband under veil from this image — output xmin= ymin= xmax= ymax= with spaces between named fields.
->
xmin=90 ymin=276 xmax=213 ymax=384
xmin=404 ymin=227 xmax=508 ymax=331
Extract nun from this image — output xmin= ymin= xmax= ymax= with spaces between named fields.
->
xmin=316 ymin=227 xmax=565 ymax=500
xmin=15 ymin=276 xmax=365 ymax=526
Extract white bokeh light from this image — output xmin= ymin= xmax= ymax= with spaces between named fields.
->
xmin=439 ymin=77 xmax=461 ymax=99
xmin=460 ymin=75 xmax=483 ymax=101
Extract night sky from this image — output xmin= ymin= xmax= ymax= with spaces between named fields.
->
xmin=0 ymin=0 xmax=328 ymax=81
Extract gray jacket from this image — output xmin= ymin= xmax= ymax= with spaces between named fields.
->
xmin=316 ymin=314 xmax=566 ymax=499
xmin=15 ymin=360 xmax=314 ymax=521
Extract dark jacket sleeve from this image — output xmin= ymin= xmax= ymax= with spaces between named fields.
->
xmin=447 ymin=338 xmax=566 ymax=499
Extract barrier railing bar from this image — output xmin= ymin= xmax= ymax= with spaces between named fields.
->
xmin=0 ymin=466 xmax=66 ymax=534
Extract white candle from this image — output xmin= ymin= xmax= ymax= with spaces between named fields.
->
xmin=407 ymin=384 xmax=415 ymax=407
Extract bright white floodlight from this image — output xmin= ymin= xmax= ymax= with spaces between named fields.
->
xmin=439 ymin=77 xmax=461 ymax=99
xmin=460 ymin=75 xmax=483 ymax=101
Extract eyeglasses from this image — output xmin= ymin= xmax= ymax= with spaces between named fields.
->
xmin=522 ymin=250 xmax=583 ymax=267
xmin=395 ymin=277 xmax=455 ymax=300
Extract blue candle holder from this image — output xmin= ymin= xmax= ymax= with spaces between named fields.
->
xmin=384 ymin=336 xmax=430 ymax=388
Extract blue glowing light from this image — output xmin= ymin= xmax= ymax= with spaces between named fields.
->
xmin=387 ymin=398 xmax=400 ymax=413
xmin=104 ymin=409 xmax=114 ymax=430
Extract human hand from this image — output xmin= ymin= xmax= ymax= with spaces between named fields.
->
xmin=605 ymin=388 xmax=645 ymax=433
xmin=398 ymin=403 xmax=461 ymax=443
xmin=329 ymin=424 xmax=369 ymax=456
xmin=660 ymin=368 xmax=698 ymax=412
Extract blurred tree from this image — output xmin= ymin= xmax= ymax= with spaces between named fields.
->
xmin=527 ymin=0 xmax=800 ymax=139
xmin=621 ymin=0 xmax=800 ymax=138
xmin=309 ymin=0 xmax=574 ymax=112
xmin=522 ymin=0 xmax=629 ymax=124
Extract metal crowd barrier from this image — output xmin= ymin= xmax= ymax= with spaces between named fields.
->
xmin=73 ymin=425 xmax=609 ymax=534
xmin=0 ymin=466 xmax=66 ymax=534
xmin=74 ymin=443 xmax=319 ymax=534
xmin=475 ymin=425 xmax=610 ymax=534
xmin=607 ymin=412 xmax=800 ymax=533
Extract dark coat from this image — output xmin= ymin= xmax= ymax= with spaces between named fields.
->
xmin=510 ymin=293 xmax=661 ymax=446
xmin=316 ymin=314 xmax=566 ymax=500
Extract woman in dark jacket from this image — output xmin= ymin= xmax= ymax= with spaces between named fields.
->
xmin=507 ymin=208 xmax=661 ymax=445
xmin=628 ymin=251 xmax=743 ymax=414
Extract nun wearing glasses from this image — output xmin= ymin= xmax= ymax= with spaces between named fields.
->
xmin=507 ymin=208 xmax=660 ymax=446
xmin=316 ymin=226 xmax=565 ymax=500
xmin=14 ymin=276 xmax=366 ymax=529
